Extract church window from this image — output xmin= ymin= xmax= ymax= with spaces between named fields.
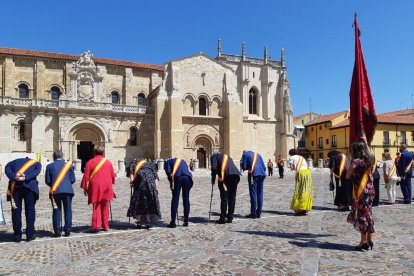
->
xmin=199 ymin=97 xmax=207 ymax=116
xmin=249 ymin=88 xmax=257 ymax=114
xmin=51 ymin=86 xmax=61 ymax=101
xmin=130 ymin=127 xmax=137 ymax=146
xmin=18 ymin=120 xmax=25 ymax=141
xmin=18 ymin=84 xmax=29 ymax=98
xmin=111 ymin=91 xmax=120 ymax=104
xmin=138 ymin=93 xmax=146 ymax=106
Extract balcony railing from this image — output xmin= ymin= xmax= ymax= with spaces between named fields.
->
xmin=298 ymin=140 xmax=306 ymax=148
xmin=318 ymin=144 xmax=323 ymax=149
xmin=383 ymin=139 xmax=390 ymax=145
xmin=0 ymin=96 xmax=154 ymax=114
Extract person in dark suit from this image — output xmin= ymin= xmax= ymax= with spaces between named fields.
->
xmin=328 ymin=151 xmax=353 ymax=211
xmin=5 ymin=157 xmax=42 ymax=242
xmin=45 ymin=151 xmax=76 ymax=237
xmin=164 ymin=158 xmax=193 ymax=227
xmin=397 ymin=144 xmax=413 ymax=204
xmin=241 ymin=150 xmax=266 ymax=218
xmin=210 ymin=152 xmax=241 ymax=224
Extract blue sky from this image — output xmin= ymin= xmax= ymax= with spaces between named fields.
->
xmin=1 ymin=0 xmax=414 ymax=116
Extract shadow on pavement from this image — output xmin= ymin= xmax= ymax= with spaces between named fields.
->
xmin=289 ymin=240 xmax=355 ymax=251
xmin=235 ymin=230 xmax=335 ymax=241
xmin=261 ymin=210 xmax=295 ymax=216
xmin=312 ymin=206 xmax=337 ymax=211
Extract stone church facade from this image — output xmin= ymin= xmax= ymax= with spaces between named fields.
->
xmin=0 ymin=42 xmax=294 ymax=171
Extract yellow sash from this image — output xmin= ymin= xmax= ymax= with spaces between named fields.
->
xmin=7 ymin=159 xmax=38 ymax=209
xmin=171 ymin=159 xmax=182 ymax=178
xmin=218 ymin=154 xmax=229 ymax=182
xmin=353 ymin=171 xmax=369 ymax=201
xmin=333 ymin=154 xmax=346 ymax=179
xmin=388 ymin=164 xmax=396 ymax=179
xmin=248 ymin=152 xmax=258 ymax=174
xmin=296 ymin=156 xmax=304 ymax=172
xmin=133 ymin=160 xmax=147 ymax=178
xmin=89 ymin=158 xmax=107 ymax=181
xmin=50 ymin=162 xmax=72 ymax=195
xmin=372 ymin=158 xmax=377 ymax=174
xmin=404 ymin=161 xmax=413 ymax=174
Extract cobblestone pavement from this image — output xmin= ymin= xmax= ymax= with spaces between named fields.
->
xmin=0 ymin=168 xmax=413 ymax=275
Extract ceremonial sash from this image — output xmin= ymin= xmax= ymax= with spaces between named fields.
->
xmin=171 ymin=159 xmax=182 ymax=178
xmin=133 ymin=160 xmax=147 ymax=178
xmin=89 ymin=158 xmax=107 ymax=182
xmin=333 ymin=154 xmax=346 ymax=179
xmin=404 ymin=161 xmax=413 ymax=174
xmin=248 ymin=152 xmax=258 ymax=174
xmin=7 ymin=159 xmax=37 ymax=209
xmin=352 ymin=171 xmax=369 ymax=201
xmin=372 ymin=158 xmax=377 ymax=174
xmin=50 ymin=162 xmax=72 ymax=209
xmin=218 ymin=154 xmax=229 ymax=182
xmin=388 ymin=164 xmax=396 ymax=179
xmin=296 ymin=156 xmax=304 ymax=172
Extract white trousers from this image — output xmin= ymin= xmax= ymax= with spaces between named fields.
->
xmin=385 ymin=178 xmax=398 ymax=204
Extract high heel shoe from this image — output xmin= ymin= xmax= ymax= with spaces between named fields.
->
xmin=368 ymin=241 xmax=373 ymax=250
xmin=355 ymin=243 xmax=369 ymax=251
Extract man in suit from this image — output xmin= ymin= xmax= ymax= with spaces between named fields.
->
xmin=241 ymin=150 xmax=266 ymax=218
xmin=5 ymin=157 xmax=42 ymax=242
xmin=164 ymin=158 xmax=193 ymax=228
xmin=81 ymin=146 xmax=115 ymax=232
xmin=45 ymin=151 xmax=76 ymax=237
xmin=397 ymin=144 xmax=413 ymax=204
xmin=210 ymin=152 xmax=241 ymax=224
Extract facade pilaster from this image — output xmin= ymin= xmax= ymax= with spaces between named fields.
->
xmin=4 ymin=58 xmax=15 ymax=97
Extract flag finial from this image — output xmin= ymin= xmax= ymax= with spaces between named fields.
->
xmin=354 ymin=12 xmax=357 ymax=18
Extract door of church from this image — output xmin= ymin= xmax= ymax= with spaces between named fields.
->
xmin=77 ymin=141 xmax=94 ymax=172
xmin=197 ymin=148 xmax=206 ymax=168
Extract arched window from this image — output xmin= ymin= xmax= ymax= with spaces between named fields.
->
xmin=130 ymin=127 xmax=137 ymax=146
xmin=111 ymin=91 xmax=120 ymax=104
xmin=18 ymin=84 xmax=29 ymax=98
xmin=51 ymin=86 xmax=61 ymax=101
xmin=199 ymin=98 xmax=207 ymax=116
xmin=137 ymin=93 xmax=146 ymax=106
xmin=18 ymin=120 xmax=25 ymax=141
xmin=249 ymin=88 xmax=257 ymax=114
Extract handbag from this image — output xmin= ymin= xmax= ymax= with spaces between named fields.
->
xmin=329 ymin=177 xmax=335 ymax=191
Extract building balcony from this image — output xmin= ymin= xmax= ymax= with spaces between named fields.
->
xmin=0 ymin=96 xmax=154 ymax=114
xmin=383 ymin=139 xmax=390 ymax=145
xmin=298 ymin=140 xmax=306 ymax=148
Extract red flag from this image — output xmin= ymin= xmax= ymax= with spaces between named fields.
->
xmin=349 ymin=15 xmax=377 ymax=146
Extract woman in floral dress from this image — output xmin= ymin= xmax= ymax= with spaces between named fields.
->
xmin=127 ymin=160 xmax=161 ymax=229
xmin=346 ymin=139 xmax=375 ymax=251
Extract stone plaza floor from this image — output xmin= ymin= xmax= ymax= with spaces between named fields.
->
xmin=0 ymin=168 xmax=413 ymax=275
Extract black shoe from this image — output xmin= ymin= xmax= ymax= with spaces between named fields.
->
xmin=245 ymin=214 xmax=256 ymax=219
xmin=256 ymin=214 xmax=261 ymax=218
xmin=13 ymin=237 xmax=22 ymax=243
xmin=26 ymin=236 xmax=36 ymax=242
xmin=136 ymin=222 xmax=142 ymax=229
xmin=64 ymin=232 xmax=71 ymax=237
xmin=216 ymin=219 xmax=226 ymax=224
xmin=226 ymin=218 xmax=233 ymax=223
xmin=355 ymin=243 xmax=369 ymax=251
xmin=368 ymin=241 xmax=374 ymax=250
xmin=145 ymin=222 xmax=151 ymax=229
xmin=183 ymin=221 xmax=189 ymax=227
xmin=52 ymin=232 xmax=62 ymax=238
xmin=167 ymin=221 xmax=176 ymax=228
xmin=88 ymin=229 xmax=100 ymax=233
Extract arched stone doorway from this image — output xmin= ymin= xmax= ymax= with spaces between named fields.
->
xmin=195 ymin=136 xmax=213 ymax=169
xmin=68 ymin=123 xmax=105 ymax=172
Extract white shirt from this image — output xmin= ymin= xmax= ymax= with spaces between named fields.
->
xmin=288 ymin=155 xmax=308 ymax=171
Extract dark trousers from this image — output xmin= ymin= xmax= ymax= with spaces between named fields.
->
xmin=334 ymin=178 xmax=353 ymax=207
xmin=373 ymin=178 xmax=380 ymax=206
xmin=248 ymin=175 xmax=265 ymax=216
xmin=278 ymin=166 xmax=284 ymax=178
xmin=11 ymin=186 xmax=37 ymax=240
xmin=400 ymin=175 xmax=412 ymax=203
xmin=218 ymin=175 xmax=240 ymax=220
xmin=171 ymin=176 xmax=192 ymax=222
xmin=51 ymin=193 xmax=73 ymax=234
xmin=268 ymin=167 xmax=273 ymax=176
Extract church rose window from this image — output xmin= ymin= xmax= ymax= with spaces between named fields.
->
xmin=249 ymin=88 xmax=257 ymax=114
xmin=18 ymin=84 xmax=29 ymax=98
xmin=111 ymin=91 xmax=120 ymax=104
xmin=199 ymin=98 xmax=207 ymax=116
xmin=51 ymin=86 xmax=61 ymax=101
xmin=138 ymin=93 xmax=146 ymax=106
xmin=130 ymin=127 xmax=137 ymax=146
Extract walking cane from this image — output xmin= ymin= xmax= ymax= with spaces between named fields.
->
xmin=109 ymin=201 xmax=113 ymax=226
xmin=176 ymin=208 xmax=179 ymax=226
xmin=209 ymin=183 xmax=214 ymax=222
xmin=129 ymin=186 xmax=132 ymax=226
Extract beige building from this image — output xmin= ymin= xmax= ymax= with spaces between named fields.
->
xmin=0 ymin=41 xmax=294 ymax=171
